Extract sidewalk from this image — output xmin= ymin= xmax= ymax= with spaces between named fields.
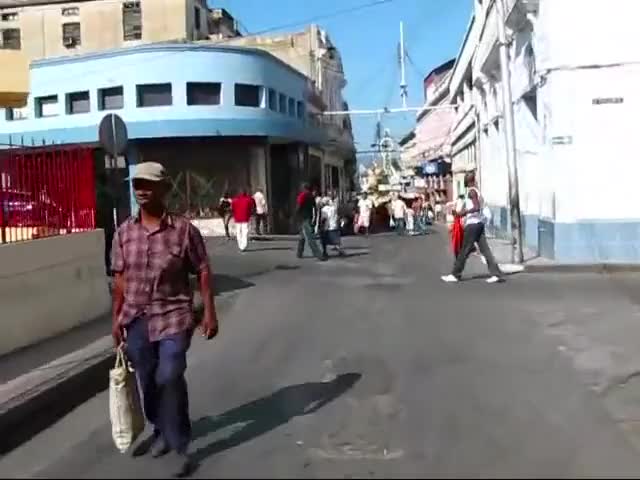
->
xmin=0 ymin=237 xmax=299 ymax=454
xmin=485 ymin=234 xmax=640 ymax=273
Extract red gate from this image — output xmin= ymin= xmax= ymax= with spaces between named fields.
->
xmin=0 ymin=145 xmax=96 ymax=244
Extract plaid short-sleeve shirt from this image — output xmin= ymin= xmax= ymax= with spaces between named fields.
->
xmin=111 ymin=213 xmax=210 ymax=341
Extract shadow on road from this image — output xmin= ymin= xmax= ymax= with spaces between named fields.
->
xmin=343 ymin=251 xmax=370 ymax=259
xmin=274 ymin=265 xmax=300 ymax=271
xmin=213 ymin=274 xmax=256 ymax=295
xmin=189 ymin=373 xmax=362 ymax=469
xmin=248 ymin=247 xmax=293 ymax=252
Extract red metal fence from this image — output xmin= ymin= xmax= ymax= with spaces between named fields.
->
xmin=0 ymin=145 xmax=96 ymax=244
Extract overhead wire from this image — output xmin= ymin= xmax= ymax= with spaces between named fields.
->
xmin=28 ymin=0 xmax=398 ymax=88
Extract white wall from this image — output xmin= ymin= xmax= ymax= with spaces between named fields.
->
xmin=0 ymin=231 xmax=110 ymax=356
xmin=537 ymin=0 xmax=640 ymax=71
xmin=546 ymin=64 xmax=640 ymax=223
xmin=479 ymin=117 xmax=508 ymax=208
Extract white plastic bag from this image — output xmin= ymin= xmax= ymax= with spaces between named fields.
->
xmin=110 ymin=346 xmax=145 ymax=453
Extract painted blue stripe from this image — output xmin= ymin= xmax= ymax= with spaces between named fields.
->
xmin=0 ymin=118 xmax=329 ymax=146
xmin=486 ymin=203 xmax=640 ymax=263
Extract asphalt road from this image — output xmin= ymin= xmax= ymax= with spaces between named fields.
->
xmin=2 ymin=231 xmax=640 ymax=478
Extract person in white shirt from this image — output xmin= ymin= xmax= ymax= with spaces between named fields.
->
xmin=357 ymin=192 xmax=374 ymax=235
xmin=391 ymin=195 xmax=407 ymax=235
xmin=319 ymin=195 xmax=345 ymax=257
xmin=441 ymin=172 xmax=503 ymax=284
xmin=253 ymin=188 xmax=268 ymax=235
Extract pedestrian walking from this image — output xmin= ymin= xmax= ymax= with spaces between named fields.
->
xmin=253 ymin=188 xmax=268 ymax=236
xmin=357 ymin=192 xmax=374 ymax=235
xmin=110 ymin=162 xmax=218 ymax=477
xmin=231 ymin=188 xmax=254 ymax=252
xmin=319 ymin=194 xmax=346 ymax=257
xmin=296 ymin=183 xmax=326 ymax=261
xmin=391 ymin=194 xmax=407 ymax=235
xmin=441 ymin=172 xmax=503 ymax=284
xmin=217 ymin=190 xmax=233 ymax=240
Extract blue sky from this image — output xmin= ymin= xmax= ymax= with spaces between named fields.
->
xmin=210 ymin=0 xmax=472 ymax=156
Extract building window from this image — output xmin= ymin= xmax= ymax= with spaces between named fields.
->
xmin=279 ymin=93 xmax=287 ymax=114
xmin=62 ymin=22 xmax=81 ymax=48
xmin=297 ymin=101 xmax=305 ymax=120
xmin=268 ymin=89 xmax=277 ymax=111
xmin=137 ymin=83 xmax=172 ymax=107
xmin=1 ymin=12 xmax=18 ymax=22
xmin=61 ymin=7 xmax=79 ymax=16
xmin=287 ymin=98 xmax=295 ymax=117
xmin=123 ymin=1 xmax=142 ymax=41
xmin=234 ymin=84 xmax=262 ymax=107
xmin=194 ymin=7 xmax=201 ymax=31
xmin=1 ymin=28 xmax=21 ymax=49
xmin=35 ymin=95 xmax=59 ymax=118
xmin=98 ymin=86 xmax=124 ymax=110
xmin=5 ymin=106 xmax=28 ymax=121
xmin=66 ymin=91 xmax=90 ymax=115
xmin=187 ymin=82 xmax=221 ymax=106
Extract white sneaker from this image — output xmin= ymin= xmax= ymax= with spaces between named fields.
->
xmin=486 ymin=276 xmax=503 ymax=284
xmin=441 ymin=274 xmax=459 ymax=283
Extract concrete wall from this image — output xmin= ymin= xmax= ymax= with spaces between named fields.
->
xmin=0 ymin=0 xmax=192 ymax=61
xmin=0 ymin=230 xmax=110 ymax=356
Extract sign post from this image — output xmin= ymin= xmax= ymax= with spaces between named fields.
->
xmin=98 ymin=114 xmax=128 ymax=229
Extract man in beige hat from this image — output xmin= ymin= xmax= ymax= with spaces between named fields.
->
xmin=111 ymin=162 xmax=218 ymax=477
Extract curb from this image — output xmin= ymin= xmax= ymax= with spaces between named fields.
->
xmin=0 ymin=337 xmax=114 ymax=455
xmin=433 ymin=224 xmax=640 ymax=275
xmin=524 ymin=263 xmax=640 ymax=274
xmin=0 ymin=290 xmax=241 ymax=455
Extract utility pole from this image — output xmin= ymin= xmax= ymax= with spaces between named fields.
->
xmin=399 ymin=21 xmax=408 ymax=109
xmin=496 ymin=0 xmax=524 ymax=264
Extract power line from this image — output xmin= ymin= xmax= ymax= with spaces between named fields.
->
xmin=246 ymin=0 xmax=395 ymax=36
xmin=26 ymin=0 xmax=397 ymax=88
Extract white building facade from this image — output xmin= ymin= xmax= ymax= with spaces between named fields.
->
xmin=469 ymin=0 xmax=640 ymax=263
xmin=448 ymin=15 xmax=480 ymax=201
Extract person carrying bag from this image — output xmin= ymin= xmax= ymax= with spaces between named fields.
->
xmin=110 ymin=346 xmax=145 ymax=453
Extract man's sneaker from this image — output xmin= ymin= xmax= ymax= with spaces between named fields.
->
xmin=151 ymin=436 xmax=170 ymax=458
xmin=170 ymin=452 xmax=194 ymax=478
xmin=441 ymin=274 xmax=459 ymax=283
xmin=132 ymin=432 xmax=169 ymax=458
xmin=486 ymin=276 xmax=504 ymax=284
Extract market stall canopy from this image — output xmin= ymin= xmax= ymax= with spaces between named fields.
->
xmin=0 ymin=50 xmax=29 ymax=108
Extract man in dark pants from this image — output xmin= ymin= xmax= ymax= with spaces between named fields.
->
xmin=111 ymin=162 xmax=218 ymax=477
xmin=442 ymin=171 xmax=503 ymax=284
xmin=296 ymin=183 xmax=326 ymax=261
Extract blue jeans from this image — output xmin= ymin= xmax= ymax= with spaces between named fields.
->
xmin=395 ymin=218 xmax=406 ymax=235
xmin=297 ymin=219 xmax=324 ymax=259
xmin=126 ymin=318 xmax=192 ymax=453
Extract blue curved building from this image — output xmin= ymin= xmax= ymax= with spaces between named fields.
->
xmin=0 ymin=42 xmax=354 ymax=233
